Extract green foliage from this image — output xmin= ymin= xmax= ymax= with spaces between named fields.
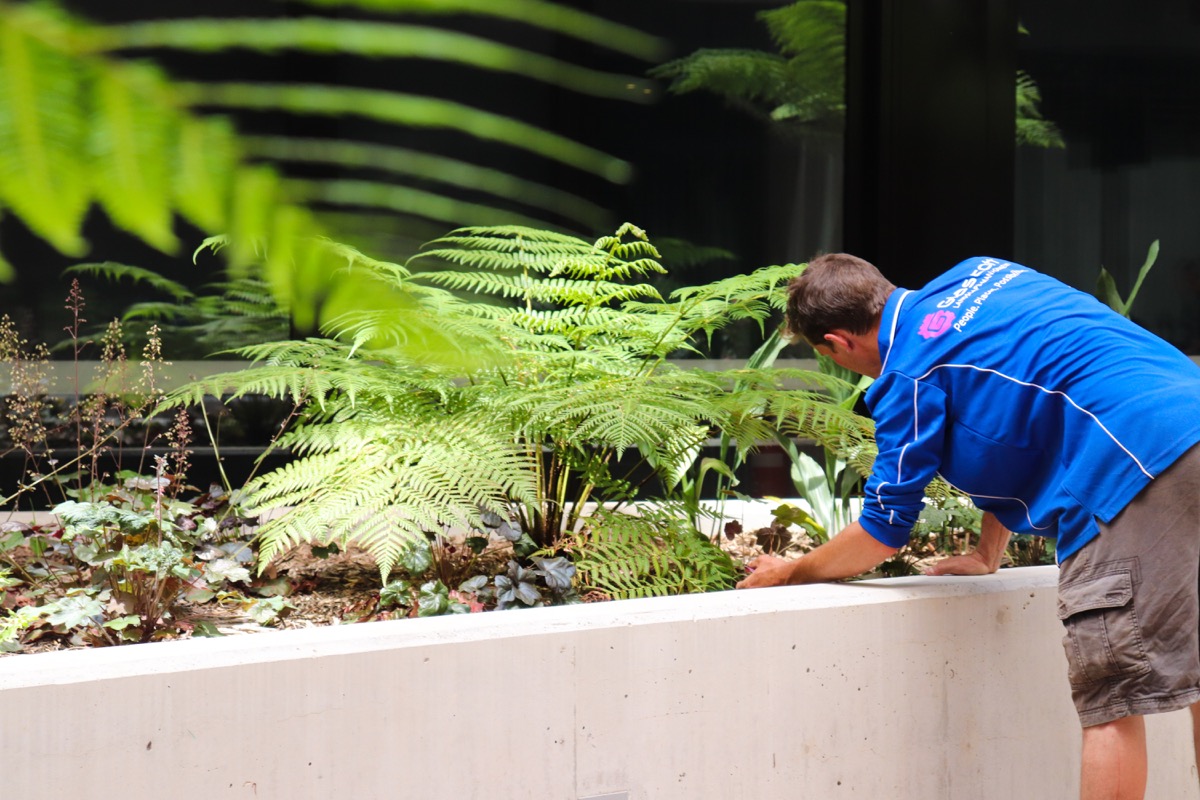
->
xmin=65 ymin=261 xmax=289 ymax=357
xmin=0 ymin=474 xmax=261 ymax=649
xmin=651 ymin=1 xmax=845 ymax=136
xmin=1015 ymin=70 xmax=1065 ymax=149
xmin=487 ymin=557 xmax=578 ymax=609
xmin=566 ymin=506 xmax=740 ymax=599
xmin=1097 ymin=240 xmax=1159 ymax=318
xmin=2 ymin=294 xmax=287 ymax=650
xmin=166 ymin=225 xmax=872 ymax=586
xmin=911 ymin=495 xmax=983 ymax=557
xmin=0 ymin=1 xmax=660 ymax=335
xmin=0 ymin=298 xmax=196 ymax=510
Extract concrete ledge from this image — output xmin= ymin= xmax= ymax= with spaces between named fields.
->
xmin=1 ymin=566 xmax=1196 ymax=798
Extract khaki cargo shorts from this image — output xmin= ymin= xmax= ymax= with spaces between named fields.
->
xmin=1057 ymin=443 xmax=1200 ymax=727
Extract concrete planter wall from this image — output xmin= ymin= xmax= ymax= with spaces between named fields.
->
xmin=2 ymin=565 xmax=1195 ymax=799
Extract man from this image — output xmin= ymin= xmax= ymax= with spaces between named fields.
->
xmin=737 ymin=253 xmax=1200 ymax=800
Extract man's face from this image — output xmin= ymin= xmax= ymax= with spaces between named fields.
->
xmin=812 ymin=335 xmax=879 ymax=377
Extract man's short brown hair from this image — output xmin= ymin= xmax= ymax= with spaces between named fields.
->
xmin=785 ymin=253 xmax=896 ymax=346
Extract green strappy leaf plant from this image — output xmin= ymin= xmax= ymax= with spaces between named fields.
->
xmin=1097 ymin=240 xmax=1160 ymax=319
xmin=166 ymin=225 xmax=874 ymax=586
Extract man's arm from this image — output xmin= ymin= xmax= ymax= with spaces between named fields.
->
xmin=736 ymin=520 xmax=900 ymax=588
xmin=922 ymin=511 xmax=1012 ymax=575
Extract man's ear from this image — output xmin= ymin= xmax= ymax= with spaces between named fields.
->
xmin=823 ymin=331 xmax=854 ymax=351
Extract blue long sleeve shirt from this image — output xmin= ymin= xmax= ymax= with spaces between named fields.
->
xmin=860 ymin=257 xmax=1200 ymax=561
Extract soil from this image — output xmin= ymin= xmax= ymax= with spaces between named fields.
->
xmin=3 ymin=521 xmax=945 ymax=657
xmin=1 ymin=523 xmax=780 ymax=656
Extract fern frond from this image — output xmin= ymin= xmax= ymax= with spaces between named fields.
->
xmin=567 ymin=507 xmax=737 ymax=599
xmin=244 ymin=135 xmax=609 ymax=231
xmin=285 ymin=177 xmax=554 ymax=229
xmin=87 ymin=61 xmax=179 ymax=252
xmin=415 ymin=227 xmax=600 ymax=276
xmin=100 ymin=19 xmax=647 ymax=102
xmin=650 ymin=48 xmax=792 ymax=111
xmin=328 ymin=308 xmax=510 ymax=369
xmin=1016 ymin=70 xmax=1065 ymax=149
xmin=288 ymin=0 xmax=667 ymax=62
xmin=64 ymin=262 xmax=195 ymax=302
xmin=183 ymin=82 xmax=631 ymax=182
xmin=417 ymin=271 xmax=661 ymax=308
xmin=511 ymin=373 xmax=726 ymax=455
xmin=669 ymin=262 xmax=798 ymax=306
xmin=119 ymin=302 xmax=198 ymax=323
xmin=174 ymin=116 xmax=234 ymax=234
xmin=760 ymin=1 xmax=846 ymax=123
xmin=162 ymin=343 xmax=420 ymax=408
xmin=309 ymin=237 xmax=412 ymax=282
xmin=249 ymin=414 xmax=537 ymax=581
xmin=0 ymin=7 xmax=90 ymax=255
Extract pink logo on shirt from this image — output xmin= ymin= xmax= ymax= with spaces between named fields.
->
xmin=917 ymin=310 xmax=955 ymax=339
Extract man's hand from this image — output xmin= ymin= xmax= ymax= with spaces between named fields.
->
xmin=735 ymin=521 xmax=900 ymax=589
xmin=922 ymin=512 xmax=1013 ymax=576
xmin=922 ymin=550 xmax=996 ymax=576
xmin=736 ymin=554 xmax=795 ymax=589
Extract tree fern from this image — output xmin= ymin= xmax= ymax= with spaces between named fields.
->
xmin=165 ymin=224 xmax=877 ymax=584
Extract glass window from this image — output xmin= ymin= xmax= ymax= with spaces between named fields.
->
xmin=1015 ymin=2 xmax=1200 ymax=351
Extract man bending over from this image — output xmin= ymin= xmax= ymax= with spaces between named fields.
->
xmin=738 ymin=253 xmax=1200 ymax=800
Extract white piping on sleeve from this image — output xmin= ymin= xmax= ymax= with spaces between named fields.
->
xmin=873 ymin=378 xmax=920 ymax=520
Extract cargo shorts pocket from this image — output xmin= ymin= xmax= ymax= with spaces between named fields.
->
xmin=1057 ymin=569 xmax=1151 ymax=686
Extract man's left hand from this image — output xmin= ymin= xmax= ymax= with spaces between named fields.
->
xmin=923 ymin=550 xmax=996 ymax=576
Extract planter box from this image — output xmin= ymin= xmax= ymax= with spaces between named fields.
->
xmin=1 ymin=565 xmax=1193 ymax=799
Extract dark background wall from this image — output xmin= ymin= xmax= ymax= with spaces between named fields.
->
xmin=844 ymin=0 xmax=1016 ymax=286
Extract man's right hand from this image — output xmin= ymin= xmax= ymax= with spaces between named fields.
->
xmin=736 ymin=554 xmax=795 ymax=589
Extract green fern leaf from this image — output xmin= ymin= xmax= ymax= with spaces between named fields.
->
xmin=244 ymin=136 xmax=609 ymax=231
xmin=284 ymin=178 xmax=554 ymax=229
xmin=87 ymin=62 xmax=179 ymax=253
xmin=102 ymin=19 xmax=646 ymax=102
xmin=288 ymin=0 xmax=666 ymax=62
xmin=182 ymin=82 xmax=631 ymax=183
xmin=65 ymin=262 xmax=194 ymax=302
xmin=174 ymin=117 xmax=235 ymax=233
xmin=0 ymin=9 xmax=90 ymax=255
